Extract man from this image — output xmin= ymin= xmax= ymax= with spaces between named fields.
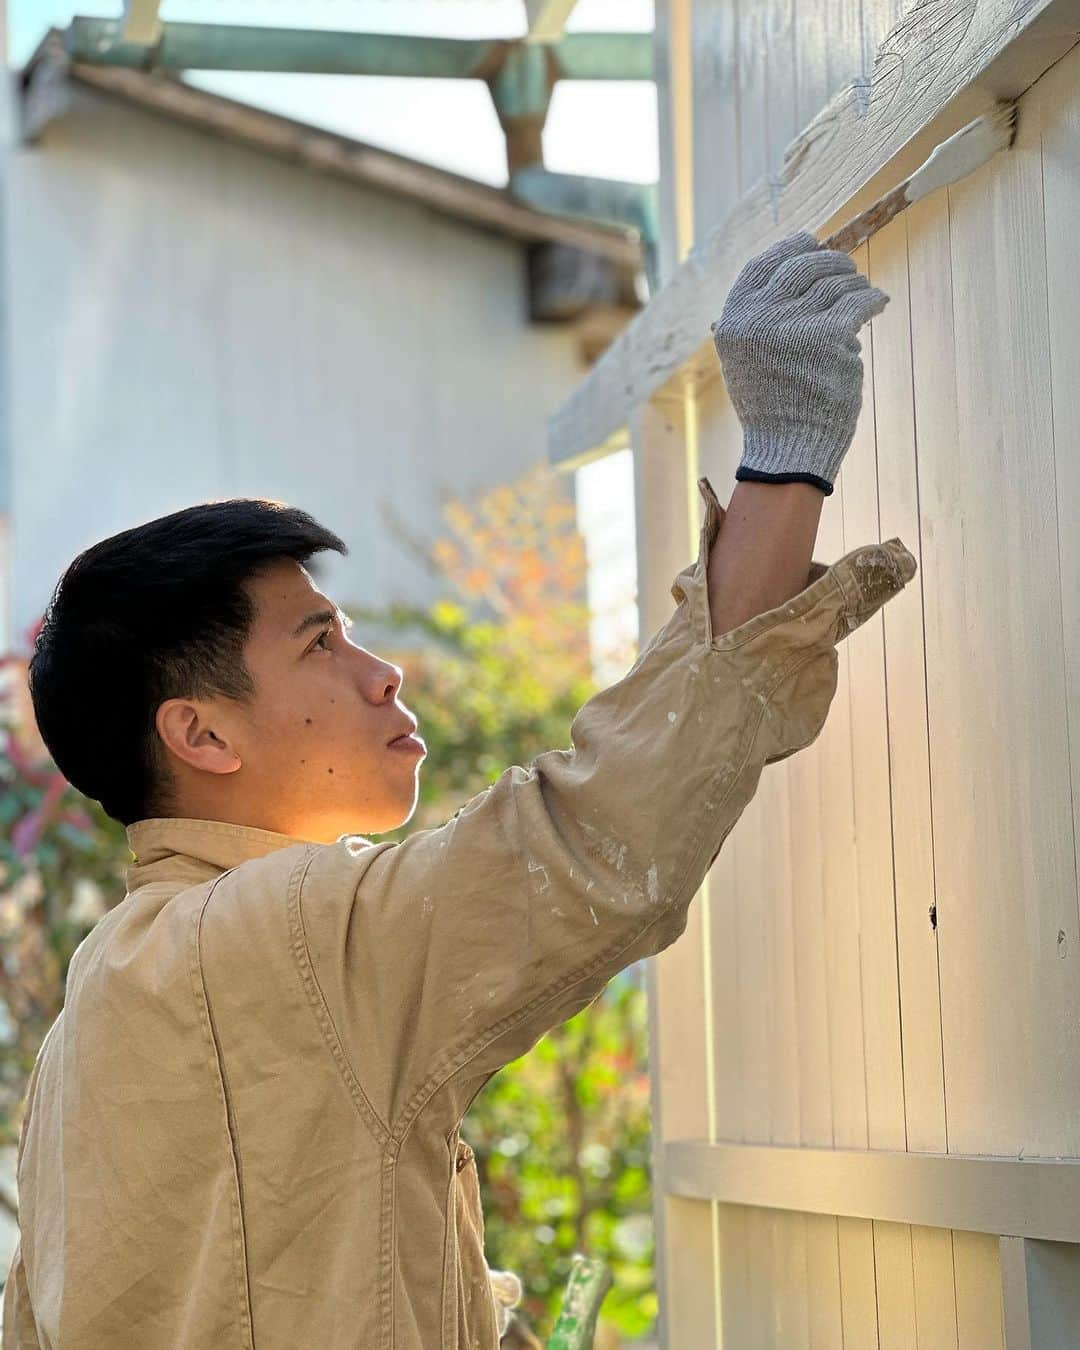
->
xmin=3 ymin=231 xmax=915 ymax=1348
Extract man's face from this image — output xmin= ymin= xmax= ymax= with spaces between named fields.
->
xmin=224 ymin=557 xmax=426 ymax=842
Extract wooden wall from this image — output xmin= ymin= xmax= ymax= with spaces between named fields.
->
xmin=640 ymin=4 xmax=1080 ymax=1344
xmin=690 ymin=0 xmax=907 ymax=245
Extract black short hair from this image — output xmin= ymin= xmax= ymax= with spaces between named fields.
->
xmin=28 ymin=499 xmax=347 ymax=827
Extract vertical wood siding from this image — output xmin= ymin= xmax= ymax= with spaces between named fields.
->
xmin=650 ymin=18 xmax=1080 ymax=1345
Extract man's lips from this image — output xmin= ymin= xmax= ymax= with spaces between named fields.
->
xmin=386 ymin=719 xmax=418 ymax=746
xmin=387 ymin=721 xmax=425 ymax=754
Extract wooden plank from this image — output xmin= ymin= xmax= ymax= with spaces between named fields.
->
xmin=868 ymin=206 xmax=949 ymax=1154
xmin=873 ymin=1220 xmax=919 ymax=1350
xmin=738 ymin=0 xmax=769 ymax=204
xmin=653 ymin=0 xmax=695 ymax=283
xmin=954 ymin=1231 xmax=1004 ymax=1350
xmin=794 ymin=0 xmax=830 ymax=129
xmin=921 ymin=58 xmax=1079 ymax=1158
xmin=549 ymin=0 xmax=1080 ymax=466
xmin=663 ymin=1140 xmax=1080 ymax=1241
xmin=774 ymin=1209 xmax=812 ymax=1350
xmin=840 ymin=240 xmax=907 ymax=1153
xmin=838 ymin=240 xmax=917 ymax=1350
xmin=690 ymin=0 xmax=739 ymax=247
xmin=1037 ymin=30 xmax=1080 ymax=1050
xmin=632 ymin=399 xmax=719 ymax=1350
xmin=765 ymin=0 xmax=798 ymax=176
xmin=817 ymin=476 xmax=870 ymax=1153
xmin=806 ymin=1212 xmax=844 ymax=1349
xmin=838 ymin=1216 xmax=880 ymax=1349
xmin=717 ymin=1202 xmax=750 ymax=1347
xmin=826 ymin=0 xmax=864 ymax=105
xmin=862 ymin=0 xmax=907 ymax=79
xmin=523 ymin=0 xmax=579 ymax=43
xmin=912 ymin=1226 xmax=960 ymax=1349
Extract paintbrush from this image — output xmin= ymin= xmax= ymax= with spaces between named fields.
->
xmin=821 ymin=101 xmax=1018 ymax=254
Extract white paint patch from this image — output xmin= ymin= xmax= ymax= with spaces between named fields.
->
xmin=528 ymin=860 xmax=550 ymax=893
xmin=667 ymin=710 xmax=677 ymax=723
xmin=646 ymin=863 xmax=659 ymax=904
xmin=421 ymin=895 xmax=433 ymax=916
xmin=588 ymin=905 xmax=599 ymax=925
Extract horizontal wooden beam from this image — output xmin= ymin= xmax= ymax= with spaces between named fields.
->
xmin=664 ymin=1140 xmax=1080 ymax=1243
xmin=547 ymin=0 xmax=1080 ymax=465
xmin=524 ymin=0 xmax=580 ymax=44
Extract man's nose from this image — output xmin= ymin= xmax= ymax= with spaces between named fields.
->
xmin=361 ymin=654 xmax=402 ymax=704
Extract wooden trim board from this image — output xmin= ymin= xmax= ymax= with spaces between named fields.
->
xmin=548 ymin=0 xmax=1080 ymax=464
xmin=664 ymin=1140 xmax=1080 ymax=1242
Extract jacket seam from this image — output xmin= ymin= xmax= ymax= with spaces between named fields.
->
xmin=392 ymin=639 xmax=833 ymax=1141
xmin=288 ymin=849 xmax=391 ymax=1147
xmin=707 ymin=568 xmax=848 ymax=651
xmin=191 ymin=872 xmax=256 ymax=1350
xmin=289 ymin=850 xmax=398 ymax=1350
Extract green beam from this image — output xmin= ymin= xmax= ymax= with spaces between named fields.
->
xmin=554 ymin=33 xmax=653 ymax=82
xmin=64 ymin=18 xmax=653 ymax=81
xmin=66 ymin=20 xmax=494 ymax=78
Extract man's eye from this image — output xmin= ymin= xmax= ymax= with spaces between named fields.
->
xmin=311 ymin=630 xmax=332 ymax=652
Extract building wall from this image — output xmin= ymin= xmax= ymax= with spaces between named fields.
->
xmin=2 ymin=86 xmax=586 ymax=644
xmin=641 ymin=4 xmax=1080 ymax=1345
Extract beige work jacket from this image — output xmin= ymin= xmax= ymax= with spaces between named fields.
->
xmin=2 ymin=478 xmax=915 ymax=1349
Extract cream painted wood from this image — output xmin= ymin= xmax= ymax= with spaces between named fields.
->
xmin=549 ymin=0 xmax=1080 ymax=467
xmin=866 ymin=210 xmax=950 ymax=1156
xmin=837 ymin=1215 xmax=879 ymax=1347
xmin=805 ymin=1211 xmax=844 ymax=1348
xmin=665 ymin=1140 xmax=1080 ymax=1242
xmin=918 ymin=68 xmax=1079 ymax=1160
xmin=793 ymin=0 xmax=829 ymax=130
xmin=954 ymin=1232 xmax=1004 ymax=1350
xmin=563 ymin=9 xmax=1080 ymax=1348
xmin=632 ymin=399 xmax=719 ymax=1350
xmin=911 ymin=1225 xmax=960 ymax=1349
xmin=765 ymin=0 xmax=798 ymax=175
xmin=1037 ymin=42 xmax=1080 ymax=1022
xmin=874 ymin=1220 xmax=919 ymax=1350
xmin=689 ymin=0 xmax=738 ymax=247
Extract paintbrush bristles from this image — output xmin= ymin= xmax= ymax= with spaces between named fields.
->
xmin=905 ymin=101 xmax=1018 ymax=204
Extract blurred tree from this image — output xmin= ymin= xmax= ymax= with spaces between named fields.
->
xmin=0 ymin=630 xmax=130 ymax=1193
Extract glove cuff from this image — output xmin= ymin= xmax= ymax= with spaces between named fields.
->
xmin=738 ymin=424 xmax=847 ymax=496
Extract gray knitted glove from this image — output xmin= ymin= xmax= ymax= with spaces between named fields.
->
xmin=710 ymin=229 xmax=890 ymax=496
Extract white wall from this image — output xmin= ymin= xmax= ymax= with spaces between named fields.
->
xmin=3 ymin=85 xmax=587 ymax=643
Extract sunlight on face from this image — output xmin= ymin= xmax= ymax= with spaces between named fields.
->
xmin=231 ymin=558 xmax=426 ymax=842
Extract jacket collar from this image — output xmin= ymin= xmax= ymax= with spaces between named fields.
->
xmin=125 ymin=816 xmax=319 ymax=893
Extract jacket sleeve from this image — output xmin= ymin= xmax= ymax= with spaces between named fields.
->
xmin=298 ymin=475 xmax=917 ymax=1132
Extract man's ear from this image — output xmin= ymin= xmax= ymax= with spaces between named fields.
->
xmin=155 ymin=699 xmax=242 ymax=775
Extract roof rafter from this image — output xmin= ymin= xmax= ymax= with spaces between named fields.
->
xmin=523 ymin=0 xmax=580 ymax=44
xmin=122 ymin=0 xmax=162 ymax=46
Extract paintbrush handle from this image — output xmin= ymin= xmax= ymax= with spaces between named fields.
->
xmin=822 ymin=181 xmax=910 ymax=255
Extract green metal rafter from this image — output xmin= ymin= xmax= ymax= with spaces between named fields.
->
xmin=64 ymin=16 xmax=658 ymax=281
